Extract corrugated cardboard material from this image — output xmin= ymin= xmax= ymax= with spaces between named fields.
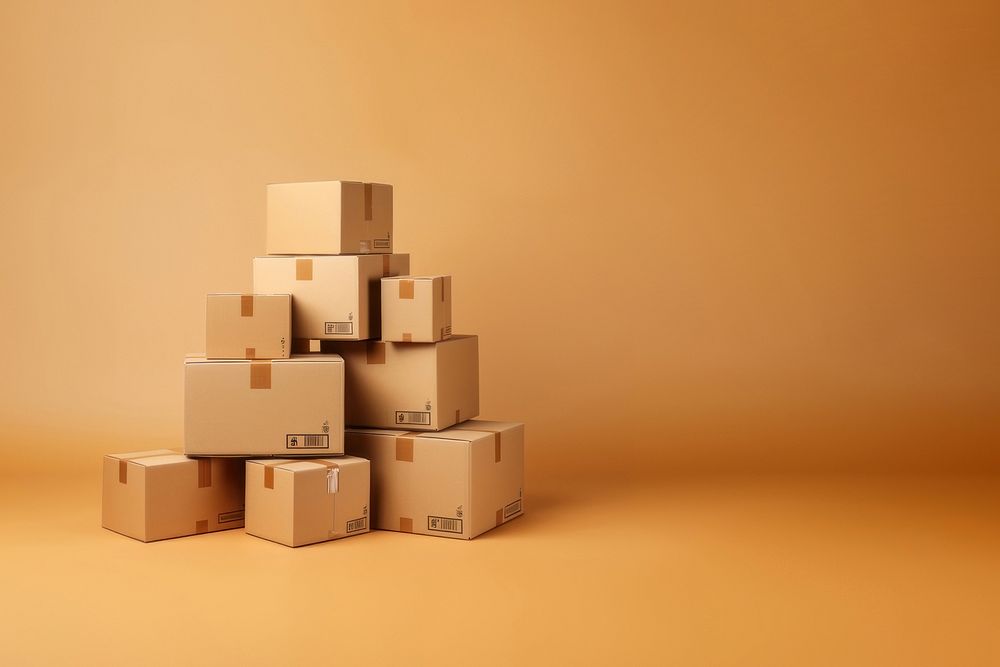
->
xmin=381 ymin=275 xmax=453 ymax=343
xmin=253 ymin=254 xmax=410 ymax=341
xmin=206 ymin=293 xmax=291 ymax=359
xmin=184 ymin=354 xmax=344 ymax=457
xmin=102 ymin=450 xmax=245 ymax=542
xmin=345 ymin=420 xmax=524 ymax=539
xmin=245 ymin=455 xmax=370 ymax=547
xmin=323 ymin=335 xmax=478 ymax=430
xmin=266 ymin=180 xmax=392 ymax=255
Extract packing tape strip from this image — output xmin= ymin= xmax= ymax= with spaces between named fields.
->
xmin=298 ymin=459 xmax=343 ymax=536
xmin=450 ymin=425 xmax=503 ymax=463
xmin=296 ymin=258 xmax=313 ymax=281
xmin=399 ymin=517 xmax=413 ymax=533
xmin=364 ymin=182 xmax=373 ymax=221
xmin=196 ymin=519 xmax=209 ymax=533
xmin=402 ymin=333 xmax=412 ymax=342
xmin=114 ymin=451 xmax=180 ymax=484
xmin=395 ymin=432 xmax=418 ymax=462
xmin=198 ymin=459 xmax=212 ymax=488
xmin=261 ymin=459 xmax=292 ymax=489
xmin=241 ymin=295 xmax=254 ymax=317
xmin=245 ymin=347 xmax=256 ymax=359
xmin=398 ymin=279 xmax=414 ymax=299
xmin=261 ymin=459 xmax=339 ymax=490
xmin=382 ymin=255 xmax=390 ymax=277
xmin=250 ymin=361 xmax=271 ymax=389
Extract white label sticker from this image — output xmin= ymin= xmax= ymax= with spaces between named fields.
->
xmin=396 ymin=411 xmax=431 ymax=425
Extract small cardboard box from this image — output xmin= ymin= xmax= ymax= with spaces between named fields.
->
xmin=322 ymin=335 xmax=478 ymax=430
xmin=345 ymin=421 xmax=524 ymax=539
xmin=184 ymin=355 xmax=344 ymax=457
xmin=245 ymin=456 xmax=370 ymax=547
xmin=253 ymin=254 xmax=410 ymax=341
xmin=266 ymin=180 xmax=392 ymax=255
xmin=381 ymin=275 xmax=452 ymax=343
xmin=206 ymin=293 xmax=291 ymax=359
xmin=102 ymin=450 xmax=245 ymax=542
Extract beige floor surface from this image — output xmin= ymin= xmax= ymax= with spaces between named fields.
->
xmin=0 ymin=472 xmax=997 ymax=665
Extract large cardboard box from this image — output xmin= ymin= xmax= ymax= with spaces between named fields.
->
xmin=245 ymin=456 xmax=370 ymax=547
xmin=323 ymin=335 xmax=478 ymax=430
xmin=266 ymin=180 xmax=392 ymax=255
xmin=184 ymin=354 xmax=345 ymax=457
xmin=381 ymin=275 xmax=453 ymax=343
xmin=253 ymin=254 xmax=410 ymax=341
xmin=102 ymin=450 xmax=245 ymax=542
xmin=345 ymin=421 xmax=524 ymax=539
xmin=206 ymin=293 xmax=291 ymax=359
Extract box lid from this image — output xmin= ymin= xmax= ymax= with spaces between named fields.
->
xmin=104 ymin=449 xmax=179 ymax=463
xmin=345 ymin=427 xmax=483 ymax=445
xmin=248 ymin=455 xmax=366 ymax=474
xmin=206 ymin=292 xmax=291 ymax=298
xmin=185 ymin=354 xmax=343 ymax=365
xmin=382 ymin=275 xmax=447 ymax=282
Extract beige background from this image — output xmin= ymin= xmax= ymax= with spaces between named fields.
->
xmin=1 ymin=1 xmax=999 ymax=664
xmin=1 ymin=1 xmax=999 ymax=477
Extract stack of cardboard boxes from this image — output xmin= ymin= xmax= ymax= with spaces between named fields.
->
xmin=102 ymin=180 xmax=524 ymax=546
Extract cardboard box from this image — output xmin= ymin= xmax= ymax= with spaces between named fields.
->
xmin=253 ymin=254 xmax=410 ymax=341
xmin=245 ymin=456 xmax=370 ymax=547
xmin=102 ymin=450 xmax=245 ymax=542
xmin=184 ymin=354 xmax=344 ymax=457
xmin=206 ymin=293 xmax=291 ymax=359
xmin=322 ymin=335 xmax=478 ymax=430
xmin=345 ymin=420 xmax=524 ymax=539
xmin=381 ymin=275 xmax=453 ymax=343
xmin=266 ymin=180 xmax=392 ymax=255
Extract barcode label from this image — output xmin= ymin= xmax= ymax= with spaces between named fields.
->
xmin=346 ymin=517 xmax=367 ymax=533
xmin=503 ymin=499 xmax=522 ymax=519
xmin=427 ymin=516 xmax=463 ymax=534
xmin=441 ymin=324 xmax=452 ymax=338
xmin=218 ymin=510 xmax=245 ymax=524
xmin=396 ymin=411 xmax=431 ymax=425
xmin=373 ymin=238 xmax=390 ymax=249
xmin=286 ymin=434 xmax=329 ymax=449
xmin=325 ymin=321 xmax=354 ymax=335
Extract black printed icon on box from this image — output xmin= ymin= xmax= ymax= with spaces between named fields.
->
xmin=286 ymin=434 xmax=329 ymax=449
xmin=324 ymin=321 xmax=354 ymax=335
xmin=395 ymin=411 xmax=431 ymax=425
xmin=427 ymin=516 xmax=463 ymax=533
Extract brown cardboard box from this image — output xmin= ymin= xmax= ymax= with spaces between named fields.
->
xmin=381 ymin=275 xmax=452 ymax=343
xmin=206 ymin=293 xmax=291 ymax=359
xmin=253 ymin=254 xmax=410 ymax=341
xmin=266 ymin=180 xmax=392 ymax=255
xmin=322 ymin=335 xmax=478 ymax=430
xmin=345 ymin=420 xmax=524 ymax=539
xmin=245 ymin=456 xmax=370 ymax=547
xmin=184 ymin=354 xmax=344 ymax=457
xmin=102 ymin=450 xmax=245 ymax=542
